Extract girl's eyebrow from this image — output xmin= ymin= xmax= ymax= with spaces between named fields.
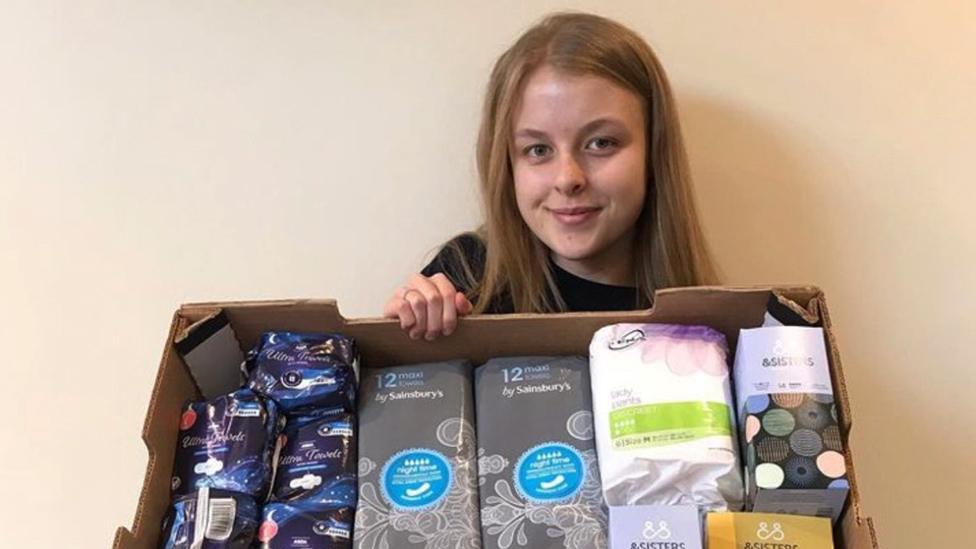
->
xmin=514 ymin=127 xmax=549 ymax=140
xmin=578 ymin=117 xmax=626 ymax=134
xmin=513 ymin=117 xmax=627 ymax=140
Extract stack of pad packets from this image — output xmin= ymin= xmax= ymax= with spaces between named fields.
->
xmin=161 ymin=332 xmax=360 ymax=549
xmin=161 ymin=307 xmax=849 ymax=549
xmin=352 ymin=356 xmax=607 ymax=549
xmin=589 ymin=323 xmax=742 ymax=549
xmin=586 ymin=316 xmax=848 ymax=549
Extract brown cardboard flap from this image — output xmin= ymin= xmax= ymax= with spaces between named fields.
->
xmin=813 ymin=292 xmax=853 ymax=432
xmin=189 ymin=286 xmax=772 ymax=366
xmin=180 ymin=298 xmax=346 ymax=326
xmin=814 ymin=291 xmax=870 ymax=534
xmin=112 ymin=528 xmax=136 ymax=549
xmin=771 ymin=286 xmax=824 ymax=321
xmin=174 ymin=309 xmax=245 ymax=398
xmin=840 ymin=505 xmax=880 ymax=549
xmin=114 ymin=312 xmax=199 ymax=549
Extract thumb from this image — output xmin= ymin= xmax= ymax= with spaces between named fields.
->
xmin=455 ymin=292 xmax=474 ymax=316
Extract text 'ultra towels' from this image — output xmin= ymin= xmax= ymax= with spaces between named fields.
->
xmin=246 ymin=332 xmax=358 ymax=415
xmin=172 ymin=389 xmax=280 ymax=499
xmin=272 ymin=413 xmax=357 ymax=508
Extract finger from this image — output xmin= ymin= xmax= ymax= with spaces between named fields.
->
xmin=383 ymin=293 xmax=405 ymax=319
xmin=385 ymin=286 xmax=418 ymax=332
xmin=403 ymin=289 xmax=427 ymax=340
xmin=409 ymin=274 xmax=444 ymax=340
xmin=455 ymin=292 xmax=474 ymax=316
xmin=397 ymin=298 xmax=417 ymax=332
xmin=429 ymin=273 xmax=459 ymax=336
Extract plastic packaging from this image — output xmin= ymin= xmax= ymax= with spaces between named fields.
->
xmin=258 ymin=503 xmax=354 ymax=549
xmin=589 ymin=323 xmax=743 ymax=511
xmin=172 ymin=389 xmax=281 ymax=498
xmin=246 ymin=332 xmax=358 ymax=415
xmin=272 ymin=412 xmax=357 ymax=507
xmin=160 ymin=488 xmax=259 ymax=549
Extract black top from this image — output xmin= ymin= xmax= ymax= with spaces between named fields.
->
xmin=421 ymin=233 xmax=645 ymax=314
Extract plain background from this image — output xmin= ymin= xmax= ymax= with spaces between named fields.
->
xmin=2 ymin=2 xmax=973 ymax=547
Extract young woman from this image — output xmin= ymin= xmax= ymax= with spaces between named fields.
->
xmin=384 ymin=12 xmax=716 ymax=340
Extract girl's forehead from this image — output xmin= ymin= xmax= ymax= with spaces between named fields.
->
xmin=513 ymin=65 xmax=643 ymax=130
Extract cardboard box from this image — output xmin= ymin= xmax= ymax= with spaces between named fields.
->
xmin=113 ymin=285 xmax=880 ymax=549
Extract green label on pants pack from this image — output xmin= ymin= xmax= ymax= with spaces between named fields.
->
xmin=609 ymin=401 xmax=732 ymax=449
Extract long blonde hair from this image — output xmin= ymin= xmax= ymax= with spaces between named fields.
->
xmin=455 ymin=12 xmax=717 ymax=313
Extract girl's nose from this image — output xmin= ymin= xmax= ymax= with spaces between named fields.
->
xmin=553 ymin=152 xmax=586 ymax=196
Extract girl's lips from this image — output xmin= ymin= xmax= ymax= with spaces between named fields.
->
xmin=548 ymin=206 xmax=601 ymax=226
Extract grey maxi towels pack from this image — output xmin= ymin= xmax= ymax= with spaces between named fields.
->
xmin=354 ymin=360 xmax=481 ymax=549
xmin=476 ymin=356 xmax=608 ymax=549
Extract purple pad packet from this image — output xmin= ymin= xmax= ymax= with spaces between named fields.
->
xmin=273 ymin=413 xmax=357 ymax=506
xmin=172 ymin=388 xmax=281 ymax=498
xmin=245 ymin=332 xmax=358 ymax=415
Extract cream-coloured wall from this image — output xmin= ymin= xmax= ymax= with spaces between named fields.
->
xmin=1 ymin=2 xmax=972 ymax=547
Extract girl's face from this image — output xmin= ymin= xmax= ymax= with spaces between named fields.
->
xmin=510 ymin=65 xmax=647 ymax=274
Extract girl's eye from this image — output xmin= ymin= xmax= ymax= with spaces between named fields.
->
xmin=524 ymin=144 xmax=552 ymax=158
xmin=586 ymin=137 xmax=618 ymax=152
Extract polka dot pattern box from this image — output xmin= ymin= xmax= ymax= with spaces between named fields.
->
xmin=733 ymin=327 xmax=850 ymax=522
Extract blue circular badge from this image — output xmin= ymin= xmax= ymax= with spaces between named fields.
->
xmin=282 ymin=370 xmax=303 ymax=388
xmin=380 ymin=448 xmax=452 ymax=510
xmin=514 ymin=442 xmax=585 ymax=503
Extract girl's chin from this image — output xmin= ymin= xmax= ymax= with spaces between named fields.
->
xmin=545 ymin=239 xmax=601 ymax=263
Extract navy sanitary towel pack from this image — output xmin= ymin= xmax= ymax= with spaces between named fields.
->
xmin=171 ymin=388 xmax=281 ymax=498
xmin=160 ymin=488 xmax=259 ymax=549
xmin=257 ymin=504 xmax=355 ymax=549
xmin=272 ymin=412 xmax=358 ymax=509
xmin=246 ymin=332 xmax=359 ymax=415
